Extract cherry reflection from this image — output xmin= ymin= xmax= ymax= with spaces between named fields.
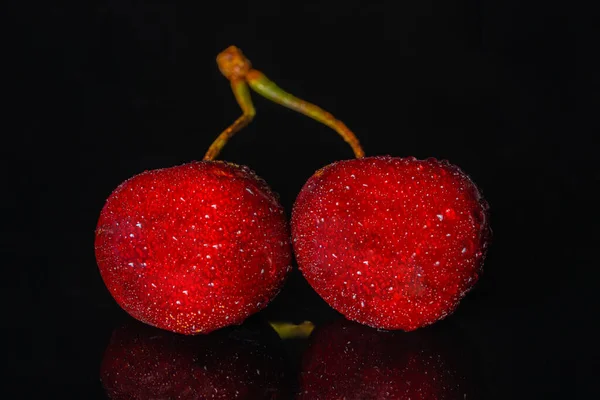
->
xmin=100 ymin=320 xmax=287 ymax=399
xmin=298 ymin=318 xmax=479 ymax=399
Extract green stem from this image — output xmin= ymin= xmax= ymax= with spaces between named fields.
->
xmin=206 ymin=45 xmax=365 ymax=160
xmin=203 ymin=80 xmax=255 ymax=161
xmin=246 ymin=70 xmax=364 ymax=158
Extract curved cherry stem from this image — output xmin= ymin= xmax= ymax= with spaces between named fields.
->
xmin=203 ymin=80 xmax=255 ymax=161
xmin=203 ymin=46 xmax=365 ymax=160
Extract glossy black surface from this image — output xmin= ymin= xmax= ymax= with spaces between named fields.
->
xmin=4 ymin=1 xmax=593 ymax=398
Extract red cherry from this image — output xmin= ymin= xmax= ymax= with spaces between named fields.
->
xmin=292 ymin=156 xmax=490 ymax=331
xmin=298 ymin=318 xmax=477 ymax=399
xmin=100 ymin=321 xmax=287 ymax=399
xmin=95 ymin=161 xmax=291 ymax=334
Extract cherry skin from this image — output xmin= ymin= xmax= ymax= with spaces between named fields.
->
xmin=95 ymin=161 xmax=292 ymax=334
xmin=291 ymin=156 xmax=490 ymax=331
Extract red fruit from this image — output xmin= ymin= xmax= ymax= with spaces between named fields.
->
xmin=95 ymin=161 xmax=291 ymax=334
xmin=292 ymin=156 xmax=490 ymax=331
xmin=298 ymin=318 xmax=476 ymax=399
xmin=100 ymin=321 xmax=287 ymax=399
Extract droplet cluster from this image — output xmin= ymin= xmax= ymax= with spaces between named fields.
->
xmin=95 ymin=161 xmax=292 ymax=334
xmin=292 ymin=156 xmax=490 ymax=330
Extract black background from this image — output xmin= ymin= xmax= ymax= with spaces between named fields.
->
xmin=3 ymin=0 xmax=596 ymax=398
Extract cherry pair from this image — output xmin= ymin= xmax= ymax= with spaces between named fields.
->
xmin=95 ymin=46 xmax=491 ymax=335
